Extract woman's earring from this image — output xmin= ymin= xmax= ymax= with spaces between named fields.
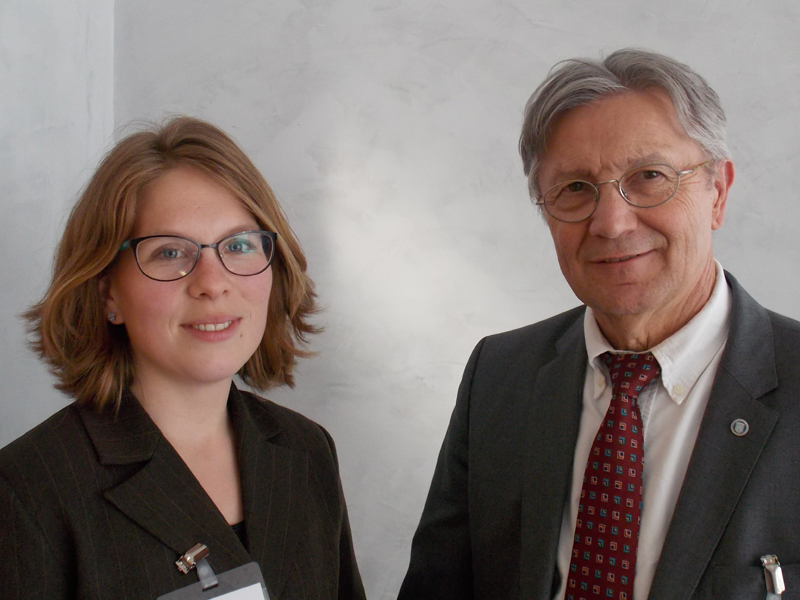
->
xmin=108 ymin=313 xmax=116 ymax=323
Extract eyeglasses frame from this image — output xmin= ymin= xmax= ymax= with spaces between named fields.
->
xmin=118 ymin=229 xmax=278 ymax=282
xmin=536 ymin=159 xmax=714 ymax=223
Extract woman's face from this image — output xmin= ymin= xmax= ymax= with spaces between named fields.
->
xmin=105 ymin=165 xmax=272 ymax=393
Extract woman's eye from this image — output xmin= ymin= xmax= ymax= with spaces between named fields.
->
xmin=226 ymin=239 xmax=254 ymax=254
xmin=146 ymin=245 xmax=187 ymax=262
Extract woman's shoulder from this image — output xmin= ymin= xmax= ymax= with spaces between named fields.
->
xmin=234 ymin=389 xmax=339 ymax=458
xmin=0 ymin=403 xmax=91 ymax=504
xmin=0 ymin=404 xmax=85 ymax=470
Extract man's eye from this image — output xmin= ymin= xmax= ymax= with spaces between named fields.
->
xmin=566 ymin=181 xmax=588 ymax=193
xmin=628 ymin=166 xmax=670 ymax=183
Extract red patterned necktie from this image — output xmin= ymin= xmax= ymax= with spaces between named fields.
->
xmin=567 ymin=352 xmax=661 ymax=600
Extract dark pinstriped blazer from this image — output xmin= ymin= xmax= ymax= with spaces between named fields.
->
xmin=0 ymin=385 xmax=366 ymax=600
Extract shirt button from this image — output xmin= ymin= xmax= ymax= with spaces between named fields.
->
xmin=672 ymin=384 xmax=685 ymax=396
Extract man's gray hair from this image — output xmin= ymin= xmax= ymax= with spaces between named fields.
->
xmin=519 ymin=48 xmax=730 ymax=200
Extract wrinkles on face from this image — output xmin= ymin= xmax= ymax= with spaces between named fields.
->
xmin=539 ymin=90 xmax=731 ymax=349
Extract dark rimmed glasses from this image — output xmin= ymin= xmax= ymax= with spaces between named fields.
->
xmin=118 ymin=230 xmax=277 ymax=282
xmin=537 ymin=160 xmax=713 ymax=223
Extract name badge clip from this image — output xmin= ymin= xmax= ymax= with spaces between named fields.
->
xmin=176 ymin=543 xmax=219 ymax=591
xmin=761 ymin=554 xmax=786 ymax=597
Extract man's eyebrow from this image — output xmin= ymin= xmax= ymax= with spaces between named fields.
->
xmin=546 ymin=152 xmax=674 ymax=184
xmin=546 ymin=166 xmax=592 ymax=185
xmin=630 ymin=152 xmax=670 ymax=166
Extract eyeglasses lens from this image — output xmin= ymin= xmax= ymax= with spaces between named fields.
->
xmin=136 ymin=237 xmax=198 ymax=280
xmin=619 ymin=165 xmax=679 ymax=207
xmin=218 ymin=232 xmax=274 ymax=276
xmin=543 ymin=181 xmax=597 ymax=222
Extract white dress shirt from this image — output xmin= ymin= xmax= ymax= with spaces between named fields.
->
xmin=555 ymin=261 xmax=732 ymax=600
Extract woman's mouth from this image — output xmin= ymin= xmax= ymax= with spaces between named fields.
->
xmin=191 ymin=321 xmax=233 ymax=332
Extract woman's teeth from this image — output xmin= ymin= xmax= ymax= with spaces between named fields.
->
xmin=192 ymin=321 xmax=232 ymax=332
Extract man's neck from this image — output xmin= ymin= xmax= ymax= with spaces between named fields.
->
xmin=594 ymin=264 xmax=719 ymax=351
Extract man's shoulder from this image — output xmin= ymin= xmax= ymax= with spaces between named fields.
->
xmin=726 ymin=271 xmax=800 ymax=351
xmin=765 ymin=310 xmax=800 ymax=376
xmin=465 ymin=305 xmax=586 ymax=376
xmin=767 ymin=308 xmax=800 ymax=338
xmin=482 ymin=305 xmax=586 ymax=351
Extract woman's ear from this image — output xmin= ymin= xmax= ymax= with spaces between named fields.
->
xmin=99 ymin=274 xmax=124 ymax=324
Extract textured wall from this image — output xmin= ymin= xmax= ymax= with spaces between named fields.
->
xmin=0 ymin=0 xmax=114 ymax=441
xmin=4 ymin=0 xmax=800 ymax=597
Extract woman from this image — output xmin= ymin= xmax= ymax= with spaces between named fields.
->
xmin=0 ymin=117 xmax=366 ymax=599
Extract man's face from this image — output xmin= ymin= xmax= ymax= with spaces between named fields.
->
xmin=538 ymin=89 xmax=732 ymax=343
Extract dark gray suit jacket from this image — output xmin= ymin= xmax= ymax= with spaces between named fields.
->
xmin=399 ymin=272 xmax=800 ymax=599
xmin=0 ymin=385 xmax=366 ymax=600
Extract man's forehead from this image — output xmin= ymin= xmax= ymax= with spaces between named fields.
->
xmin=539 ymin=89 xmax=700 ymax=180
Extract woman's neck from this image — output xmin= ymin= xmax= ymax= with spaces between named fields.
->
xmin=130 ymin=375 xmax=232 ymax=447
xmin=130 ymin=375 xmax=244 ymax=524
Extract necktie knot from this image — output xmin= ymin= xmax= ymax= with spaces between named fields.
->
xmin=604 ymin=352 xmax=661 ymax=403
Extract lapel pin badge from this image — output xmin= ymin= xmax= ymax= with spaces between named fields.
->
xmin=176 ymin=543 xmax=219 ymax=591
xmin=730 ymin=418 xmax=749 ymax=436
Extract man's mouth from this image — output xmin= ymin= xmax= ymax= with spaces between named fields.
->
xmin=596 ymin=249 xmax=653 ymax=264
xmin=601 ymin=254 xmax=638 ymax=263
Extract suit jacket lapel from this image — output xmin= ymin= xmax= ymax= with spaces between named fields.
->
xmin=520 ymin=313 xmax=587 ymax=599
xmin=80 ymin=390 xmax=252 ymax=574
xmin=648 ymin=273 xmax=779 ymax=600
xmin=229 ymin=386 xmax=309 ymax=600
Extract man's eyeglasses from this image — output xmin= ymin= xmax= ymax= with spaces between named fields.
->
xmin=118 ymin=230 xmax=277 ymax=282
xmin=537 ymin=160 xmax=713 ymax=223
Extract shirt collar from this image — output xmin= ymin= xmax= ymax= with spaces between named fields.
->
xmin=584 ymin=261 xmax=731 ymax=405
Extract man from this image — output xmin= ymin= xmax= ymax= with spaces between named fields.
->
xmin=398 ymin=49 xmax=800 ymax=600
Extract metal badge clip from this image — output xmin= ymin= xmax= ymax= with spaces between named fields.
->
xmin=176 ymin=543 xmax=219 ymax=590
xmin=761 ymin=554 xmax=786 ymax=596
xmin=176 ymin=543 xmax=210 ymax=574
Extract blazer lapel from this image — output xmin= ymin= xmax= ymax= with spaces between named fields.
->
xmin=80 ymin=391 xmax=252 ymax=574
xmin=648 ymin=273 xmax=780 ymax=600
xmin=229 ymin=387 xmax=310 ymax=600
xmin=520 ymin=313 xmax=587 ymax=599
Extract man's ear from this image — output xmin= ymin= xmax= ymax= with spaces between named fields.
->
xmin=99 ymin=273 xmax=124 ymax=324
xmin=711 ymin=159 xmax=734 ymax=231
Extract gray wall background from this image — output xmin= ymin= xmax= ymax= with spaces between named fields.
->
xmin=2 ymin=1 xmax=799 ymax=598
xmin=1 ymin=1 xmax=114 ymax=444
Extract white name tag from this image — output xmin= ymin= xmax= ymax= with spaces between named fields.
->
xmin=157 ymin=563 xmax=269 ymax=600
xmin=212 ymin=583 xmax=264 ymax=600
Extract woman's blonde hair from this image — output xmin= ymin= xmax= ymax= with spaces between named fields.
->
xmin=25 ymin=116 xmax=318 ymax=410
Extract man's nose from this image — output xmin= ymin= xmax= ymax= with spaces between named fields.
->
xmin=587 ymin=180 xmax=638 ymax=238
